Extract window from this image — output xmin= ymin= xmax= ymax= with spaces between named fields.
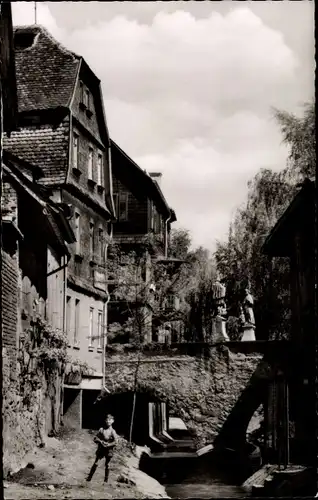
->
xmin=113 ymin=193 xmax=128 ymax=221
xmin=98 ymin=227 xmax=104 ymax=263
xmin=97 ymin=154 xmax=103 ymax=186
xmin=74 ymin=212 xmax=81 ymax=254
xmin=97 ymin=310 xmax=103 ymax=349
xmin=167 ymin=294 xmax=175 ymax=309
xmin=72 ymin=133 xmax=79 ymax=169
xmin=89 ymin=307 xmax=94 ymax=347
xmin=89 ymin=221 xmax=95 ymax=259
xmin=88 ymin=148 xmax=93 ymax=180
xmin=66 ymin=296 xmax=71 ymax=340
xmin=84 ymin=88 xmax=90 ymax=109
xmin=74 ymin=298 xmax=80 ymax=345
xmin=118 ymin=193 xmax=128 ymax=221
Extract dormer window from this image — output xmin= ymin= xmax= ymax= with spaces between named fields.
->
xmin=84 ymin=88 xmax=90 ymax=109
xmin=79 ymin=81 xmax=93 ymax=117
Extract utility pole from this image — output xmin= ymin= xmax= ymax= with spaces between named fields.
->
xmin=34 ymin=2 xmax=37 ymax=25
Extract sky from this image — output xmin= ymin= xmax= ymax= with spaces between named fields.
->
xmin=12 ymin=2 xmax=315 ymax=252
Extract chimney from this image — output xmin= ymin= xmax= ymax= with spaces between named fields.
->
xmin=149 ymin=172 xmax=162 ymax=187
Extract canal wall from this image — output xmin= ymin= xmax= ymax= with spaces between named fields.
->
xmin=104 ymin=344 xmax=262 ymax=447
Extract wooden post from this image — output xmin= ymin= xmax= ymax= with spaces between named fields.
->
xmin=284 ymin=381 xmax=290 ymax=468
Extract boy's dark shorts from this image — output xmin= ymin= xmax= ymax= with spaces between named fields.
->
xmin=96 ymin=445 xmax=113 ymax=460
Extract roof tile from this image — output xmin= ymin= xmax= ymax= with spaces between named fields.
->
xmin=3 ymin=121 xmax=69 ymax=185
xmin=13 ymin=25 xmax=79 ymax=112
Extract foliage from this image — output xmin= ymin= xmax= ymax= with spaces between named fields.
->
xmin=107 ymin=232 xmax=196 ymax=345
xmin=22 ymin=316 xmax=68 ymax=370
xmin=169 ymin=228 xmax=192 ymax=259
xmin=215 ymin=101 xmax=315 ymax=340
xmin=274 ymin=101 xmax=315 ymax=179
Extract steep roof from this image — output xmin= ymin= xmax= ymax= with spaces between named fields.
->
xmin=262 ymin=178 xmax=315 ymax=257
xmin=3 ymin=152 xmax=76 ymax=255
xmin=13 ymin=25 xmax=79 ymax=112
xmin=111 ymin=140 xmax=176 ymax=220
xmin=4 ymin=118 xmax=70 ymax=185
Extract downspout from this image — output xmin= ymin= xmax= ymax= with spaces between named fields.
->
xmin=102 ymin=222 xmax=113 ymax=388
xmin=60 ymin=252 xmax=67 ymax=425
xmin=165 ymin=212 xmax=172 ymax=258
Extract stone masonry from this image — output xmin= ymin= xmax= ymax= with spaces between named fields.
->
xmin=104 ymin=345 xmax=262 ymax=447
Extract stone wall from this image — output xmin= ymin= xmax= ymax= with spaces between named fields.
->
xmin=2 ymin=249 xmax=64 ymax=476
xmin=104 ymin=345 xmax=262 ymax=447
xmin=3 ymin=336 xmax=63 ymax=477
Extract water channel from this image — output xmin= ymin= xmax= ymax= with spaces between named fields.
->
xmin=143 ymin=455 xmax=251 ymax=499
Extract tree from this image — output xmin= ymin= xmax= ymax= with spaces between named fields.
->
xmin=274 ymin=101 xmax=315 ymax=179
xmin=215 ymin=101 xmax=315 ymax=340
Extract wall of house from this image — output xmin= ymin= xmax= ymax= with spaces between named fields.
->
xmin=62 ymin=190 xmax=108 ymax=285
xmin=2 ymin=250 xmax=19 ymax=382
xmin=71 ymin=76 xmax=102 ymax=143
xmin=66 ymin=287 xmax=105 ymax=376
xmin=69 ymin=122 xmax=109 ymax=209
xmin=2 ymin=247 xmax=64 ymax=476
xmin=47 ymin=246 xmax=65 ymax=331
xmin=1 ymin=181 xmax=67 ymax=476
xmin=112 ymin=174 xmax=149 ymax=236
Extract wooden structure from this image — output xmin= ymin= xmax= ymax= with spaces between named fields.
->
xmin=262 ymin=177 xmax=316 ymax=467
xmin=109 ymin=141 xmax=178 ymax=343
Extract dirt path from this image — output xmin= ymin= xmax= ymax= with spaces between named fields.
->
xmin=4 ymin=429 xmax=168 ymax=499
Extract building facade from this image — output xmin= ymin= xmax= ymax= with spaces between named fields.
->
xmin=109 ymin=141 xmax=181 ymax=344
xmin=2 ymin=148 xmax=75 ymax=473
xmin=4 ymin=25 xmax=115 ymax=428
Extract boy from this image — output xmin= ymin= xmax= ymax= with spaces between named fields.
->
xmin=86 ymin=414 xmax=118 ymax=483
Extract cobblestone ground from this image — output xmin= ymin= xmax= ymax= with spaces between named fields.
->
xmin=4 ymin=428 xmax=168 ymax=499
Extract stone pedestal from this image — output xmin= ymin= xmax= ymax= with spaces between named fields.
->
xmin=241 ymin=324 xmax=256 ymax=341
xmin=212 ymin=315 xmax=229 ymax=342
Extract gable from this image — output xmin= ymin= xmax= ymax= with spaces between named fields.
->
xmin=71 ymin=75 xmax=103 ymax=144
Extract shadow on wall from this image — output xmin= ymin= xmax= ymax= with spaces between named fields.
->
xmin=213 ymin=360 xmax=273 ymax=453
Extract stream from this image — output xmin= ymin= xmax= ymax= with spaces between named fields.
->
xmin=143 ymin=455 xmax=250 ymax=499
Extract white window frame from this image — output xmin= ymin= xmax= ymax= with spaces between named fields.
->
xmin=89 ymin=220 xmax=95 ymax=260
xmin=88 ymin=147 xmax=93 ymax=180
xmin=66 ymin=295 xmax=72 ymax=341
xmin=97 ymin=154 xmax=103 ymax=186
xmin=74 ymin=298 xmax=80 ymax=345
xmin=74 ymin=212 xmax=81 ymax=254
xmin=73 ymin=133 xmax=79 ymax=169
xmin=89 ymin=307 xmax=94 ymax=347
xmin=97 ymin=310 xmax=103 ymax=349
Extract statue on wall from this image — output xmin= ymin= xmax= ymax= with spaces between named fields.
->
xmin=211 ymin=274 xmax=229 ymax=342
xmin=240 ymin=284 xmax=256 ymax=341
xmin=242 ymin=287 xmax=255 ymax=326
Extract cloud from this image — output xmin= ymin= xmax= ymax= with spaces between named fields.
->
xmin=11 ymin=3 xmax=312 ymax=251
xmin=12 ymin=2 xmax=63 ymax=40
